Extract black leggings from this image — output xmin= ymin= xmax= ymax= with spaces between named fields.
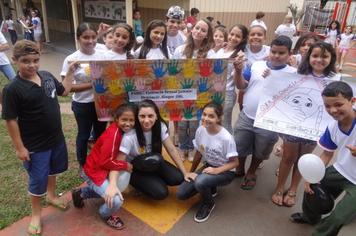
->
xmin=130 ymin=160 xmax=184 ymax=200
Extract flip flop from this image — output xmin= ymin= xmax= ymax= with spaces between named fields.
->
xmin=105 ymin=215 xmax=125 ymax=230
xmin=28 ymin=224 xmax=41 ymax=236
xmin=240 ymin=176 xmax=257 ymax=190
xmin=283 ymin=190 xmax=297 ymax=207
xmin=46 ymin=198 xmax=69 ymax=211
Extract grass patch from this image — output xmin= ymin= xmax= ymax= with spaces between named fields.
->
xmin=0 ymin=114 xmax=81 ymax=229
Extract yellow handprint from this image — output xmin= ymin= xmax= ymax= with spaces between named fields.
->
xmin=182 ymin=59 xmax=196 ymax=78
xmin=159 ymin=108 xmax=169 ymax=120
xmin=197 ymin=92 xmax=211 ymax=108
xmin=84 ymin=64 xmax=91 ymax=77
xmin=108 ymin=79 xmax=123 ymax=95
xmin=166 ymin=76 xmax=179 ymax=89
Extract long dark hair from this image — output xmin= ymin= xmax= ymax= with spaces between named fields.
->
xmin=183 ymin=19 xmax=213 ymax=58
xmin=229 ymin=24 xmax=249 ymax=58
xmin=112 ymin=23 xmax=135 ymax=59
xmin=298 ymin=41 xmax=336 ymax=77
xmin=202 ymin=102 xmax=223 ymax=125
xmin=138 ymin=19 xmax=169 ymax=59
xmin=135 ymin=100 xmax=168 ymax=154
xmin=293 ymin=33 xmax=319 ymax=54
xmin=76 ymin=22 xmax=97 ymax=39
xmin=326 ymin=20 xmax=341 ymax=35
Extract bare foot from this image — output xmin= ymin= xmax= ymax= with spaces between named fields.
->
xmin=271 ymin=191 xmax=283 ymax=206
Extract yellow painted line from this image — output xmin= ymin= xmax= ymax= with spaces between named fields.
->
xmin=122 ymin=150 xmax=200 ymax=234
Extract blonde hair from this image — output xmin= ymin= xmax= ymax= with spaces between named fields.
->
xmin=13 ymin=40 xmax=40 ymax=59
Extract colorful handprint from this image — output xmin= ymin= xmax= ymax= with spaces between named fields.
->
xmin=197 ymin=92 xmax=211 ymax=108
xmin=196 ymin=109 xmax=203 ymax=120
xmin=90 ymin=62 xmax=103 ymax=79
xmin=93 ymin=78 xmax=107 ymax=94
xmin=166 ymin=76 xmax=179 ymax=89
xmin=180 ymin=78 xmax=194 ymax=89
xmin=159 ymin=107 xmax=169 ymax=120
xmin=124 ymin=61 xmax=135 ymax=77
xmin=182 ymin=59 xmax=195 ymax=78
xmin=199 ymin=60 xmax=213 ymax=77
xmin=104 ymin=63 xmax=120 ymax=79
xmin=151 ymin=79 xmax=162 ymax=90
xmin=213 ymin=76 xmax=225 ymax=92
xmin=99 ymin=108 xmax=111 ymax=121
xmin=211 ymin=92 xmax=224 ymax=105
xmin=151 ymin=60 xmax=167 ymax=78
xmin=123 ymin=79 xmax=136 ymax=92
xmin=183 ymin=100 xmax=194 ymax=108
xmin=197 ymin=77 xmax=211 ymax=92
xmin=213 ymin=59 xmax=225 ymax=75
xmin=169 ymin=109 xmax=182 ymax=121
xmin=135 ymin=79 xmax=146 ymax=91
xmin=108 ymin=80 xmax=123 ymax=95
xmin=167 ymin=60 xmax=181 ymax=75
xmin=183 ymin=107 xmax=193 ymax=119
xmin=98 ymin=95 xmax=109 ymax=109
xmin=166 ymin=101 xmax=179 ymax=110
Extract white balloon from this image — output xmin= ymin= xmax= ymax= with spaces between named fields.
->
xmin=298 ymin=154 xmax=325 ymax=184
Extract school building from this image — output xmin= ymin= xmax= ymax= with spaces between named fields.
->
xmin=1 ymin=0 xmax=355 ymax=51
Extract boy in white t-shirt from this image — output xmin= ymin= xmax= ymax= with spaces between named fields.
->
xmin=233 ymin=35 xmax=297 ymax=190
xmin=291 ymin=81 xmax=356 ymax=236
xmin=166 ymin=6 xmax=187 ymax=56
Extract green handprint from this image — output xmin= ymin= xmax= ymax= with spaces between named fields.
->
xmin=211 ymin=92 xmax=224 ymax=105
xmin=180 ymin=78 xmax=194 ymax=89
xmin=167 ymin=60 xmax=181 ymax=75
xmin=123 ymin=79 xmax=136 ymax=92
xmin=183 ymin=107 xmax=193 ymax=119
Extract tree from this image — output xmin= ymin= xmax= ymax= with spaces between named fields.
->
xmin=288 ymin=3 xmax=305 ymax=27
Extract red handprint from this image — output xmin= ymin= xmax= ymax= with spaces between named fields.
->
xmin=151 ymin=79 xmax=162 ymax=90
xmin=98 ymin=96 xmax=109 ymax=108
xmin=169 ymin=109 xmax=182 ymax=121
xmin=124 ymin=61 xmax=135 ymax=78
xmin=183 ymin=100 xmax=194 ymax=107
xmin=166 ymin=101 xmax=179 ymax=110
xmin=199 ymin=60 xmax=213 ymax=77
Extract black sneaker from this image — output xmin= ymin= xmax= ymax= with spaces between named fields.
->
xmin=290 ymin=213 xmax=309 ymax=224
xmin=211 ymin=187 xmax=218 ymax=198
xmin=194 ymin=203 xmax=215 ymax=223
xmin=71 ymin=188 xmax=84 ymax=208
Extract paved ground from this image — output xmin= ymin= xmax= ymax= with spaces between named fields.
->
xmin=1 ymin=44 xmax=355 ymax=236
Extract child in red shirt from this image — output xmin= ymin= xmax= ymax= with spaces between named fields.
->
xmin=71 ymin=103 xmax=135 ymax=230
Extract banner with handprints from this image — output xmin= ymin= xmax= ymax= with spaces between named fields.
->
xmin=87 ymin=59 xmax=228 ymax=121
xmin=254 ymin=71 xmax=336 ymax=141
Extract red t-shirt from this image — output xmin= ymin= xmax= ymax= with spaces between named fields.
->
xmin=186 ymin=16 xmax=197 ymax=26
xmin=84 ymin=123 xmax=128 ymax=186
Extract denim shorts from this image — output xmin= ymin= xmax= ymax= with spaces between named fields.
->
xmin=23 ymin=141 xmax=68 ymax=196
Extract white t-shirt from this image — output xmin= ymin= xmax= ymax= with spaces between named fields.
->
xmin=193 ymin=126 xmax=238 ymax=169
xmin=119 ymin=123 xmax=169 ymax=162
xmin=324 ymin=29 xmax=338 ymax=46
xmin=338 ymin=33 xmax=356 ymax=48
xmin=95 ymin=43 xmax=109 ymax=51
xmin=0 ymin=32 xmax=10 ymax=65
xmin=250 ymin=19 xmax=267 ymax=31
xmin=318 ymin=119 xmax=356 ymax=185
xmin=134 ymin=46 xmax=169 ymax=59
xmin=245 ymin=45 xmax=270 ymax=66
xmin=167 ymin=31 xmax=187 ymax=56
xmin=5 ymin=19 xmax=14 ymax=30
xmin=213 ymin=48 xmax=235 ymax=91
xmin=173 ymin=44 xmax=215 ymax=59
xmin=243 ymin=61 xmax=297 ymax=119
xmin=275 ymin=24 xmax=296 ymax=40
xmin=32 ymin=17 xmax=42 ymax=34
xmin=106 ymin=50 xmax=127 ymax=60
xmin=60 ymin=50 xmax=107 ymax=103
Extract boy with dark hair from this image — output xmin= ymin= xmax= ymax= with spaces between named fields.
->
xmin=186 ymin=7 xmax=199 ymax=26
xmin=291 ymin=81 xmax=356 ymax=236
xmin=166 ymin=5 xmax=186 ymax=56
xmin=233 ymin=35 xmax=296 ymax=190
xmin=1 ymin=40 xmax=77 ymax=235
xmin=133 ymin=9 xmax=143 ymax=37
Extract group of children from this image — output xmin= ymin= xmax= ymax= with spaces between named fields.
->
xmin=1 ymin=5 xmax=356 ymax=235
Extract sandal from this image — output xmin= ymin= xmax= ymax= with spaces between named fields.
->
xmin=27 ymin=224 xmax=41 ymax=236
xmin=106 ymin=215 xmax=125 ymax=230
xmin=271 ymin=191 xmax=283 ymax=206
xmin=45 ymin=197 xmax=69 ymax=211
xmin=283 ymin=190 xmax=297 ymax=207
xmin=240 ymin=176 xmax=257 ymax=190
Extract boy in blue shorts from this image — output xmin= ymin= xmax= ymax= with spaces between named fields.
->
xmin=1 ymin=40 xmax=77 ymax=235
xmin=233 ymin=35 xmax=297 ymax=190
xmin=290 ymin=81 xmax=356 ymax=236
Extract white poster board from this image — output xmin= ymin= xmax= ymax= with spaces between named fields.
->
xmin=254 ymin=71 xmax=335 ymax=141
xmin=84 ymin=0 xmax=126 ymax=21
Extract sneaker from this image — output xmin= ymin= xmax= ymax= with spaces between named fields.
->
xmin=71 ymin=188 xmax=84 ymax=208
xmin=211 ymin=187 xmax=218 ymax=198
xmin=105 ymin=215 xmax=125 ymax=230
xmin=194 ymin=203 xmax=215 ymax=223
xmin=290 ymin=213 xmax=309 ymax=224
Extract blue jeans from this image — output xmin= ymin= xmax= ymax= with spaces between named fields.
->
xmin=72 ymin=101 xmax=107 ymax=166
xmin=222 ymin=90 xmax=237 ymax=134
xmin=177 ymin=165 xmax=235 ymax=204
xmin=81 ymin=171 xmax=131 ymax=219
xmin=0 ymin=64 xmax=16 ymax=80
xmin=178 ymin=120 xmax=198 ymax=150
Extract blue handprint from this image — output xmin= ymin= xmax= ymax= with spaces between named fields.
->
xmin=180 ymin=78 xmax=194 ymax=89
xmin=213 ymin=59 xmax=225 ymax=75
xmin=196 ymin=109 xmax=203 ymax=121
xmin=151 ymin=60 xmax=167 ymax=78
xmin=93 ymin=78 xmax=107 ymax=94
xmin=211 ymin=92 xmax=225 ymax=105
xmin=197 ymin=77 xmax=211 ymax=92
